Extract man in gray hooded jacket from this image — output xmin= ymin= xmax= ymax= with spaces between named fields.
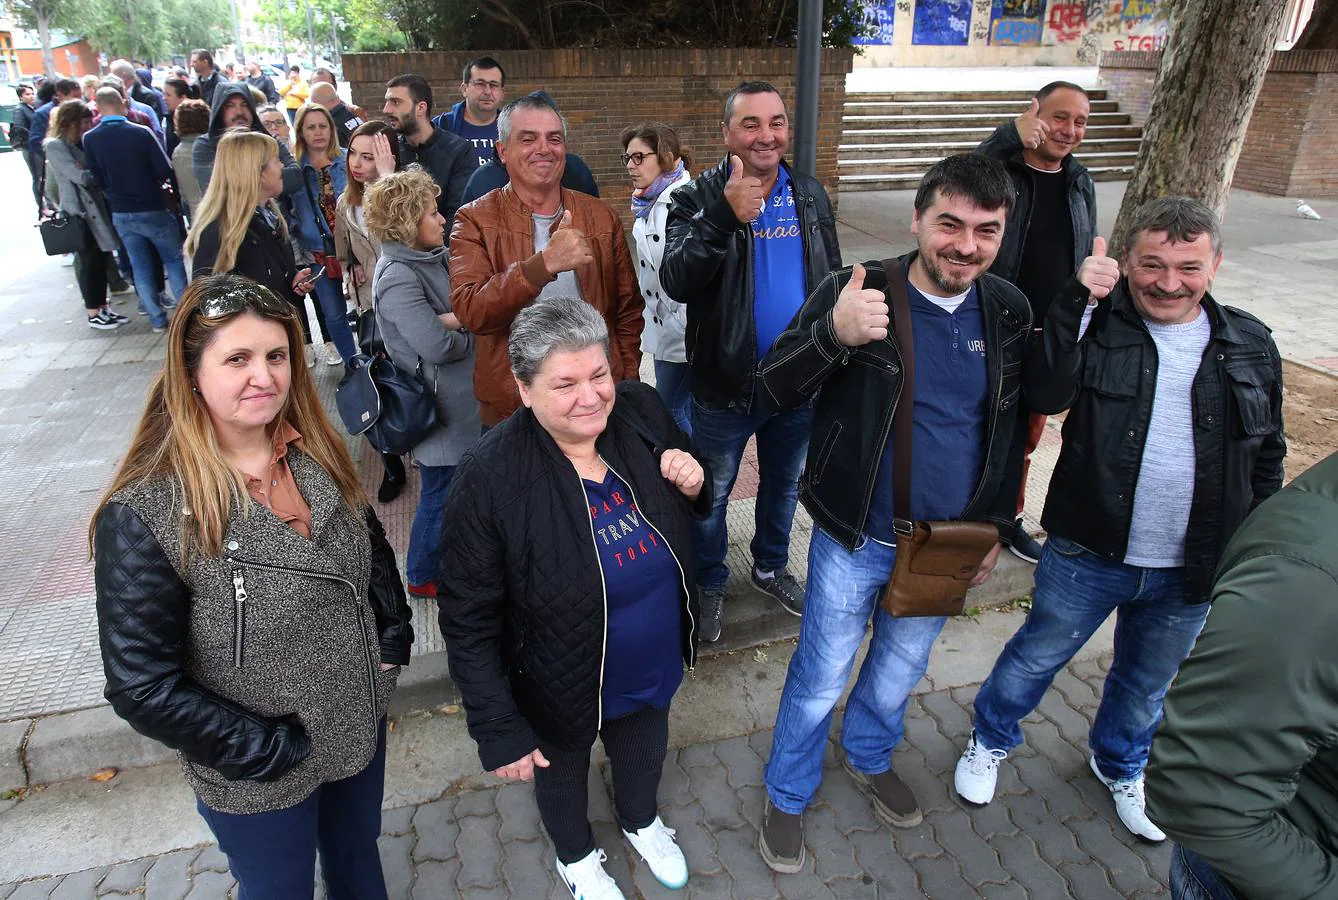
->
xmin=193 ymin=82 xmax=301 ymax=194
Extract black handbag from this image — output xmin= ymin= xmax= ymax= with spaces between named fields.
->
xmin=38 ymin=212 xmax=88 ymax=256
xmin=336 ymin=353 xmax=440 ymax=454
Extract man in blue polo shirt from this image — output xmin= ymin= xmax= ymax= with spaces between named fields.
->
xmin=433 ymin=56 xmax=507 ymax=169
xmin=752 ymin=154 xmax=1032 ymax=872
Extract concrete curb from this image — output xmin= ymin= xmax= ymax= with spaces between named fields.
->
xmin=11 ymin=556 xmax=1035 ymax=788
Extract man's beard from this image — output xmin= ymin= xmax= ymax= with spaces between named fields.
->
xmin=922 ymin=251 xmax=981 ymax=294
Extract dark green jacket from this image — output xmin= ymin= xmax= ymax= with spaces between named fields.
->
xmin=1147 ymin=451 xmax=1338 ymax=899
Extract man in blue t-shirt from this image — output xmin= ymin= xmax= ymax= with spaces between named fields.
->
xmin=433 ymin=56 xmax=507 ymax=170
xmin=752 ymin=154 xmax=1032 ymax=873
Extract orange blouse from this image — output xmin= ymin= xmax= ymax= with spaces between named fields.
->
xmin=241 ymin=422 xmax=313 ymax=539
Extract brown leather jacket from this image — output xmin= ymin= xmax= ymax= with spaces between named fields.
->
xmin=448 ymin=184 xmax=644 ymax=425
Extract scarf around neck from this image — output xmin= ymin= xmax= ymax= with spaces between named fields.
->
xmin=630 ymin=161 xmax=685 ymax=220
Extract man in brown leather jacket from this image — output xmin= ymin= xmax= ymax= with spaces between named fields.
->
xmin=448 ymin=95 xmax=643 ymax=427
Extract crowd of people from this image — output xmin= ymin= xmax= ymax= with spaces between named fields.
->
xmin=68 ymin=48 xmax=1331 ymax=900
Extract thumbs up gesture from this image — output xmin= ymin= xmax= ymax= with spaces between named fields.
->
xmin=1015 ymin=97 xmax=1050 ymax=151
xmin=1077 ymin=236 xmax=1120 ymax=300
xmin=832 ymin=263 xmax=891 ymax=347
xmin=723 ymin=155 xmax=767 ymax=224
xmin=542 ymin=209 xmax=594 ymax=275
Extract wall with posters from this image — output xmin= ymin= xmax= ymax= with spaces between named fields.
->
xmin=852 ymin=0 xmax=1166 ymax=66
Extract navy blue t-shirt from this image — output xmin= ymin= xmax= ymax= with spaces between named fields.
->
xmin=865 ymin=279 xmax=990 ymax=543
xmin=584 ymin=470 xmax=684 ymax=720
xmin=457 ymin=119 xmax=497 ymax=170
xmin=751 ymin=166 xmax=808 ymax=358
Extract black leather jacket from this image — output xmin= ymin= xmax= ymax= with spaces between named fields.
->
xmin=976 ymin=122 xmax=1097 ymax=287
xmin=757 ymin=253 xmax=1033 ymax=549
xmin=1031 ymin=279 xmax=1287 ymax=603
xmin=661 ymin=157 xmax=841 ymax=412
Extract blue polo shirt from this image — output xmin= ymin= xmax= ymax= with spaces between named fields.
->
xmin=865 ymin=279 xmax=989 ymax=544
xmin=584 ymin=470 xmax=684 ymax=720
xmin=751 ymin=166 xmax=808 ymax=358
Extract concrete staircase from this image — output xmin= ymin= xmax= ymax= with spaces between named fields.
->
xmin=838 ymin=89 xmax=1141 ymax=192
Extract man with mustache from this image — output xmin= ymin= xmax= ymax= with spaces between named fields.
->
xmin=753 ymin=154 xmax=1031 ymax=871
xmin=977 ymin=81 xmax=1097 ymax=565
xmin=954 ymin=197 xmax=1286 ymax=844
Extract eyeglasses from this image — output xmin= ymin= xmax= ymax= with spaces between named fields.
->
xmin=467 ymin=80 xmax=503 ymax=91
xmin=195 ymin=285 xmax=290 ymax=320
xmin=621 ymin=151 xmax=655 ymax=166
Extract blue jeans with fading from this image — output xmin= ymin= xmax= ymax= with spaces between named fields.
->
xmin=112 ymin=209 xmax=186 ymax=329
xmin=972 ymin=536 xmax=1211 ymax=780
xmin=652 ymin=358 xmax=692 ymax=438
xmin=407 ymin=464 xmax=454 ymax=586
xmin=765 ymin=527 xmax=947 ymax=814
xmin=1170 ymin=845 xmax=1238 ymax=900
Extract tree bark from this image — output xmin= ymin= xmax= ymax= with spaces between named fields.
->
xmin=1294 ymin=0 xmax=1337 ymax=49
xmin=36 ymin=7 xmax=56 ymax=78
xmin=1111 ymin=0 xmax=1292 ymax=255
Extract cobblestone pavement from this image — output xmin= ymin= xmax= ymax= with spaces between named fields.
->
xmin=0 ymin=656 xmax=1170 ymax=899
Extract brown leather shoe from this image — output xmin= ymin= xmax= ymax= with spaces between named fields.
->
xmin=759 ymin=799 xmax=806 ymax=874
xmin=842 ymin=754 xmax=922 ymax=827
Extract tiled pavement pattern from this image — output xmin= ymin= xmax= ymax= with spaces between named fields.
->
xmin=0 ymin=657 xmax=1171 ymax=898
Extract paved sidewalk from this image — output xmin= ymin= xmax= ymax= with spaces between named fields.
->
xmin=1 ymin=655 xmax=1173 ymax=899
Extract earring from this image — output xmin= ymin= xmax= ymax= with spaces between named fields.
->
xmin=191 ymin=386 xmax=199 ymax=393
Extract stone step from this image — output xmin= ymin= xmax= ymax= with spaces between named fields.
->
xmin=838 ymin=165 xmax=1135 ymax=191
xmin=838 ymin=151 xmax=1140 ymax=177
xmin=844 ymin=89 xmax=1109 ymax=103
xmin=843 ymin=99 xmax=1120 ymax=116
xmin=840 ymin=123 xmax=1145 ymax=143
xmin=838 ymin=137 xmax=1144 ymax=160
xmin=843 ymin=111 xmax=1132 ymax=129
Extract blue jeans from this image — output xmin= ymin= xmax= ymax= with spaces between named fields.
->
xmin=407 ymin=464 xmax=454 ymax=586
xmin=652 ymin=359 xmax=692 ymax=438
xmin=690 ymin=398 xmax=812 ymax=590
xmin=196 ymin=720 xmax=388 ymax=900
xmin=1171 ymin=845 xmax=1238 ymax=900
xmin=973 ymin=536 xmax=1211 ymax=779
xmin=765 ymin=527 xmax=947 ymax=814
xmin=112 ymin=210 xmax=187 ymax=329
xmin=312 ymin=274 xmax=357 ymax=363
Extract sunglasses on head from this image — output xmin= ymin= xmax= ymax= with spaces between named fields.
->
xmin=194 ymin=286 xmax=291 ymax=320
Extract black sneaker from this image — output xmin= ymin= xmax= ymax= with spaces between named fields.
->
xmin=698 ymin=588 xmax=725 ymax=643
xmin=842 ymin=753 xmax=922 ymax=827
xmin=1007 ymin=519 xmax=1044 ymax=564
xmin=377 ymin=471 xmax=403 ymax=503
xmin=86 ymin=311 xmax=119 ymax=330
xmin=750 ymin=567 xmax=805 ymax=616
xmin=759 ymin=800 xmax=805 ymax=874
xmin=105 ymin=309 xmax=130 ymax=323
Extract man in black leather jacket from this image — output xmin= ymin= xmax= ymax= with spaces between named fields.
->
xmin=661 ymin=81 xmax=841 ymax=642
xmin=754 ymin=154 xmax=1030 ymax=872
xmin=955 ymin=197 xmax=1286 ymax=846
xmin=977 ymin=81 xmax=1098 ymax=563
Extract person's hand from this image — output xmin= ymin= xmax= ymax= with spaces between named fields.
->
xmin=493 ymin=749 xmax=550 ymax=782
xmin=831 ymin=263 xmax=890 ymax=347
xmin=969 ymin=542 xmax=1003 ymax=589
xmin=1015 ymin=98 xmax=1050 ymax=151
xmin=542 ymin=210 xmax=594 ymax=275
xmin=1077 ymin=237 xmax=1120 ymax=300
xmin=371 ymin=132 xmax=397 ymax=178
xmin=380 ymin=662 xmax=397 ymax=671
xmin=352 ymin=264 xmax=366 ymax=287
xmin=723 ymin=154 xmax=766 ymax=224
xmin=438 ymin=311 xmax=462 ymax=331
xmin=660 ymin=449 xmax=705 ymax=500
xmin=292 ymin=267 xmax=314 ymax=295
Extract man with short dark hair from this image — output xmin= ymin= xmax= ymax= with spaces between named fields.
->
xmin=28 ymin=78 xmax=81 ymax=159
xmin=11 ymin=83 xmax=41 ymax=214
xmin=190 ymin=49 xmax=221 ymax=106
xmin=382 ymin=73 xmax=473 ymax=227
xmin=977 ymin=79 xmax=1098 ymax=564
xmin=433 ymin=55 xmax=507 ymax=169
xmin=279 ymin=64 xmax=309 ymax=124
xmin=661 ymin=81 xmax=841 ymax=642
xmin=755 ymin=153 xmax=1030 ymax=872
xmin=83 ymin=87 xmax=187 ymax=333
xmin=954 ymin=197 xmax=1286 ymax=844
xmin=245 ymin=61 xmax=279 ymax=104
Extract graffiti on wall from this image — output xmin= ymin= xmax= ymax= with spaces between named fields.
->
xmin=853 ymin=0 xmax=897 ymax=45
xmin=912 ymin=0 xmax=973 ymax=45
xmin=1045 ymin=0 xmax=1167 ymax=56
xmin=989 ymin=0 xmax=1044 ymax=45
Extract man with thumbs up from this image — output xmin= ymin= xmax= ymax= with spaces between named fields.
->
xmin=661 ymin=81 xmax=841 ymax=643
xmin=977 ymin=81 xmax=1098 ymax=564
xmin=956 ymin=197 xmax=1286 ymax=846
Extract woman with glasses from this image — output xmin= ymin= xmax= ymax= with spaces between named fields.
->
xmin=90 ymin=272 xmax=413 ymax=898
xmin=620 ymin=122 xmax=693 ymax=435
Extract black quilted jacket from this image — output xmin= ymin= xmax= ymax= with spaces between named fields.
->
xmin=437 ymin=381 xmax=711 ymax=771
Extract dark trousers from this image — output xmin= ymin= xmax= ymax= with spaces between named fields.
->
xmin=196 ymin=721 xmax=389 ymax=900
xmin=534 ymin=705 xmax=670 ymax=864
xmin=73 ymin=228 xmax=108 ymax=311
xmin=20 ymin=149 xmax=43 ymax=214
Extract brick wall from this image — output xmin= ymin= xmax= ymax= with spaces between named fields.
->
xmin=342 ymin=49 xmax=855 ymax=218
xmin=1099 ymin=49 xmax=1338 ymax=197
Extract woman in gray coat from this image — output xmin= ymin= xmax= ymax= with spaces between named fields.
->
xmin=365 ymin=167 xmax=481 ymax=596
xmin=44 ymin=100 xmax=129 ymax=330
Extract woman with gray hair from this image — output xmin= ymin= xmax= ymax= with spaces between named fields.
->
xmin=437 ymin=295 xmax=710 ymax=899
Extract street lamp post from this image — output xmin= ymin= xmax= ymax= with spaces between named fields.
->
xmin=305 ymin=0 xmax=316 ymax=68
xmin=277 ymin=0 xmax=289 ymax=68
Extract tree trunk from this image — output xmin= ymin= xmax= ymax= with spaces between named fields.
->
xmin=1111 ymin=0 xmax=1292 ymax=255
xmin=1294 ymin=0 xmax=1338 ymax=49
xmin=36 ymin=8 xmax=56 ymax=78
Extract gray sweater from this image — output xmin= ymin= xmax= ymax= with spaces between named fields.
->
xmin=373 ymin=241 xmax=482 ymax=466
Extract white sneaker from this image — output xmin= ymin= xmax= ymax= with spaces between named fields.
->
xmin=1088 ymin=756 xmax=1166 ymax=842
xmin=325 ymin=342 xmax=343 ymax=365
xmin=954 ymin=732 xmax=1008 ymax=805
xmin=555 ymin=849 xmax=625 ymax=900
xmin=624 ymin=816 xmax=688 ymax=890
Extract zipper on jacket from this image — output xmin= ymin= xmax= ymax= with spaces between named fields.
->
xmin=232 ymin=570 xmax=248 ymax=668
xmin=601 ymin=456 xmax=698 ymax=670
xmin=570 ymin=470 xmax=611 ymax=731
xmin=225 ymin=556 xmax=379 ymax=728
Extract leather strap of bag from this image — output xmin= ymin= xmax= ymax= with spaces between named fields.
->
xmin=881 ymin=258 xmax=916 ymax=535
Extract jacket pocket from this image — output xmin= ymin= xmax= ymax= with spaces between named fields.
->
xmin=1226 ymin=361 xmax=1276 ymax=436
xmin=808 ymin=422 xmax=843 ymax=486
xmin=1081 ymin=345 xmax=1139 ymax=398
